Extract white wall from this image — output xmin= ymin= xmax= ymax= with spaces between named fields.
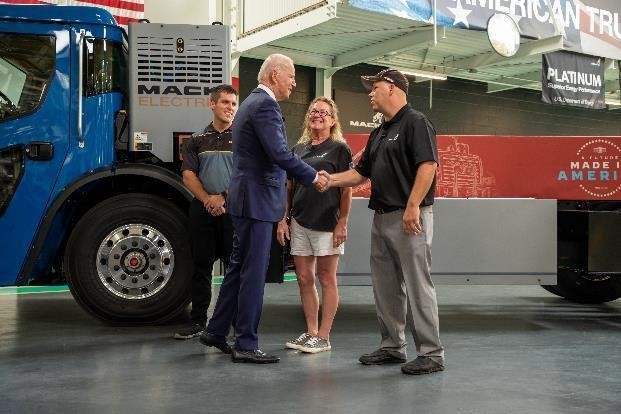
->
xmin=144 ymin=0 xmax=219 ymax=25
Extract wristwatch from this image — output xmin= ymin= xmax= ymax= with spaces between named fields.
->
xmin=220 ymin=190 xmax=227 ymax=200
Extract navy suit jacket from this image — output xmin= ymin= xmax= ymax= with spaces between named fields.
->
xmin=227 ymin=88 xmax=317 ymax=222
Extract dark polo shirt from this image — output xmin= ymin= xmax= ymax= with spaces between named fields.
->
xmin=355 ymin=104 xmax=439 ymax=211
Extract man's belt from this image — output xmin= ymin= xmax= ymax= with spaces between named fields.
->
xmin=374 ymin=207 xmax=401 ymax=214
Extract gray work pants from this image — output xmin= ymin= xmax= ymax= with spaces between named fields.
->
xmin=370 ymin=206 xmax=444 ymax=360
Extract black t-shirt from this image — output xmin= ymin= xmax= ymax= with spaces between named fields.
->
xmin=355 ymin=104 xmax=438 ymax=210
xmin=290 ymin=138 xmax=353 ymax=231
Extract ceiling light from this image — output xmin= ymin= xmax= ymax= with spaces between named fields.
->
xmin=487 ymin=13 xmax=521 ymax=57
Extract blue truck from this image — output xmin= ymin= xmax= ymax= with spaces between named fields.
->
xmin=0 ymin=5 xmax=230 ymax=323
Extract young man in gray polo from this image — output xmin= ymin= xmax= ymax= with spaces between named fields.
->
xmin=174 ymin=84 xmax=238 ymax=340
xmin=316 ymin=68 xmax=444 ymax=375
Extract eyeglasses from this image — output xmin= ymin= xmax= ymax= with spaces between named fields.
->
xmin=309 ymin=109 xmax=332 ymax=117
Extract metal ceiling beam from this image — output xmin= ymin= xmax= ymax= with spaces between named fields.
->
xmin=487 ymin=71 xmax=541 ymax=93
xmin=332 ymin=28 xmax=435 ymax=69
xmin=455 ymin=73 xmax=541 ymax=91
xmin=233 ymin=2 xmax=337 ymax=54
xmin=239 ymin=45 xmax=334 ymax=68
xmin=450 ymin=35 xmax=564 ymax=70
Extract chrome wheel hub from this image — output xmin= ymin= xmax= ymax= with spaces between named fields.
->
xmin=96 ymin=224 xmax=174 ymax=299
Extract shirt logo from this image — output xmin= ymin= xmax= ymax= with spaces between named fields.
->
xmin=387 ymin=133 xmax=399 ymax=141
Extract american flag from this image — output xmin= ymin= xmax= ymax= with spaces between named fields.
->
xmin=0 ymin=0 xmax=145 ymax=27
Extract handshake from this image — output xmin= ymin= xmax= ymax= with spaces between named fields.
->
xmin=313 ymin=170 xmax=332 ymax=192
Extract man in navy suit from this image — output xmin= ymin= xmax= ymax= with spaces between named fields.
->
xmin=200 ymin=54 xmax=328 ymax=363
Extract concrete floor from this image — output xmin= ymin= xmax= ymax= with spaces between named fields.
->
xmin=1 ymin=283 xmax=620 ymax=414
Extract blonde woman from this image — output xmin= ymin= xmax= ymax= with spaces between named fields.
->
xmin=277 ymin=97 xmax=353 ymax=353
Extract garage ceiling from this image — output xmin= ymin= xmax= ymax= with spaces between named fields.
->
xmin=233 ymin=0 xmax=620 ymax=106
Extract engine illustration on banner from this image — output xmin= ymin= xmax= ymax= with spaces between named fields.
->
xmin=436 ymin=137 xmax=496 ymax=198
xmin=346 ymin=134 xmax=372 ymax=197
xmin=344 ymin=134 xmax=621 ymax=200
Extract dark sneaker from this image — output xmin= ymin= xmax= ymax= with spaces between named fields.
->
xmin=231 ymin=348 xmax=280 ymax=364
xmin=199 ymin=333 xmax=233 ymax=354
xmin=359 ymin=349 xmax=406 ymax=365
xmin=285 ymin=332 xmax=312 ymax=350
xmin=173 ymin=323 xmax=204 ymax=340
xmin=401 ymin=356 xmax=445 ymax=375
xmin=299 ymin=336 xmax=331 ymax=353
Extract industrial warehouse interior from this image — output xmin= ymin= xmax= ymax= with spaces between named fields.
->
xmin=1 ymin=1 xmax=620 ymax=413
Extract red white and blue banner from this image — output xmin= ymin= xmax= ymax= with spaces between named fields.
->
xmin=349 ymin=0 xmax=621 ymax=61
xmin=0 ymin=0 xmax=144 ymax=27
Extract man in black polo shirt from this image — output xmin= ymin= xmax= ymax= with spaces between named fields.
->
xmin=174 ymin=84 xmax=238 ymax=339
xmin=318 ymin=69 xmax=444 ymax=375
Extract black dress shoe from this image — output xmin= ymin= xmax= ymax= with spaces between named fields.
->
xmin=401 ymin=356 xmax=445 ymax=375
xmin=231 ymin=348 xmax=280 ymax=364
xmin=359 ymin=349 xmax=406 ymax=365
xmin=199 ymin=333 xmax=232 ymax=354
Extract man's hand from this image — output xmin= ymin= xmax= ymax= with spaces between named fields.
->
xmin=276 ymin=218 xmax=290 ymax=247
xmin=315 ymin=170 xmax=331 ymax=192
xmin=204 ymin=194 xmax=226 ymax=216
xmin=403 ymin=204 xmax=422 ymax=235
xmin=333 ymin=221 xmax=347 ymax=247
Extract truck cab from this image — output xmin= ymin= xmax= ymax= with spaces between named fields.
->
xmin=0 ymin=5 xmax=210 ymax=323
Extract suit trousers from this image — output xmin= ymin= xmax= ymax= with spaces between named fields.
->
xmin=188 ymin=198 xmax=233 ymax=326
xmin=369 ymin=206 xmax=444 ymax=359
xmin=206 ymin=215 xmax=273 ymax=350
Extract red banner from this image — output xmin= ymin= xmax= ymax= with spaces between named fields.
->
xmin=345 ymin=134 xmax=621 ymax=201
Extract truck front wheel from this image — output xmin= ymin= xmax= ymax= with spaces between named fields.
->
xmin=64 ymin=193 xmax=191 ymax=324
xmin=542 ymin=267 xmax=621 ymax=304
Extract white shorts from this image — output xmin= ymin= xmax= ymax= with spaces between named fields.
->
xmin=289 ymin=218 xmax=344 ymax=256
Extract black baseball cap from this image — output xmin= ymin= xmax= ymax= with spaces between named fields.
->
xmin=361 ymin=68 xmax=409 ymax=94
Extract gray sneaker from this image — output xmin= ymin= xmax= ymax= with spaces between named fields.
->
xmin=299 ymin=336 xmax=331 ymax=353
xmin=285 ymin=332 xmax=312 ymax=350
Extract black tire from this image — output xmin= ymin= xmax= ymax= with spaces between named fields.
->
xmin=64 ymin=193 xmax=191 ymax=324
xmin=542 ymin=267 xmax=621 ymax=304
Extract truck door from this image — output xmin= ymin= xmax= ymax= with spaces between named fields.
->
xmin=0 ymin=29 xmax=71 ymax=283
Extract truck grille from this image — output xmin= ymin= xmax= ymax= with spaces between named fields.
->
xmin=135 ymin=36 xmax=225 ymax=84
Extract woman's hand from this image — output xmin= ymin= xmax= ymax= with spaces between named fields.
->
xmin=276 ymin=218 xmax=290 ymax=246
xmin=333 ymin=221 xmax=347 ymax=247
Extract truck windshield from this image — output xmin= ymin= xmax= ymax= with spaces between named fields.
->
xmin=84 ymin=38 xmax=128 ymax=97
xmin=0 ymin=34 xmax=55 ymax=123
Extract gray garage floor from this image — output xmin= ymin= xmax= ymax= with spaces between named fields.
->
xmin=1 ymin=283 xmax=620 ymax=414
